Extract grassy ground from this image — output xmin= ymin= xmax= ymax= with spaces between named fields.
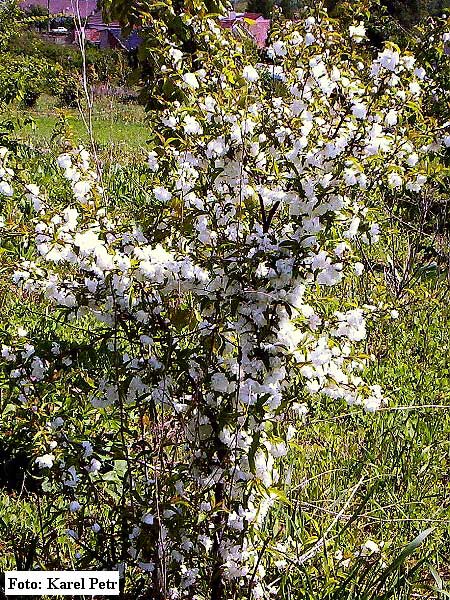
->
xmin=275 ymin=278 xmax=450 ymax=598
xmin=1 ymin=94 xmax=150 ymax=149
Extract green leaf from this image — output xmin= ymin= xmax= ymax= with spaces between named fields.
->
xmin=266 ymin=487 xmax=291 ymax=506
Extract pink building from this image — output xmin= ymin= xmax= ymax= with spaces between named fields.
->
xmin=219 ymin=11 xmax=271 ymax=48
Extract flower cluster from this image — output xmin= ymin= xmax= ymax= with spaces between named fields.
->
xmin=0 ymin=147 xmax=14 ymax=198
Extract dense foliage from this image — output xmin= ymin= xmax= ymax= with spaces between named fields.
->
xmin=325 ymin=0 xmax=450 ymax=23
xmin=0 ymin=0 xmax=130 ymax=109
xmin=246 ymin=0 xmax=275 ymax=17
xmin=9 ymin=33 xmax=130 ymax=87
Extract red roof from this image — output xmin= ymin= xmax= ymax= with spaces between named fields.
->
xmin=242 ymin=13 xmax=264 ymax=20
xmin=20 ymin=0 xmax=98 ymax=19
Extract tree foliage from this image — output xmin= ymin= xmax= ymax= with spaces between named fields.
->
xmin=246 ymin=0 xmax=275 ymax=17
xmin=325 ymin=0 xmax=450 ymax=25
xmin=100 ymin=0 xmax=236 ymax=109
xmin=1 ymin=0 xmax=450 ymax=597
xmin=0 ymin=1 xmax=61 ymax=106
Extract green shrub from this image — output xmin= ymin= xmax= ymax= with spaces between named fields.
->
xmin=10 ymin=32 xmax=131 ymax=86
xmin=0 ymin=53 xmax=61 ymax=106
xmin=56 ymin=77 xmax=82 ymax=108
xmin=21 ymin=89 xmax=41 ymax=108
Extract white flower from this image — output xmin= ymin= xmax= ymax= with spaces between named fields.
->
xmin=269 ymin=441 xmax=287 ymax=458
xmin=344 ymin=217 xmax=361 ymax=239
xmin=243 ymin=65 xmax=259 ymax=83
xmin=406 ymin=174 xmax=426 ymax=193
xmin=211 ymin=372 xmax=230 ymax=394
xmin=354 ymin=262 xmax=364 ymax=276
xmin=387 ymin=172 xmax=402 ymax=188
xmin=0 ymin=180 xmax=13 ymax=197
xmin=30 ymin=357 xmax=45 ymax=380
xmin=162 ymin=115 xmax=177 ymax=128
xmin=183 ymin=115 xmax=203 ymax=136
xmin=378 ymin=48 xmax=400 ymax=72
xmin=401 ymin=55 xmax=415 ymax=71
xmin=69 ymin=500 xmax=81 ymax=512
xmin=1 ymin=345 xmax=15 ymax=361
xmin=181 ymin=72 xmax=199 ymax=89
xmin=25 ymin=184 xmax=40 ymax=199
xmin=344 ymin=168 xmax=358 ymax=186
xmin=333 ymin=309 xmax=366 ymax=342
xmin=51 ymin=342 xmax=61 ymax=356
xmin=364 ymin=385 xmax=384 ymax=412
xmin=406 ymin=153 xmax=418 ymax=167
xmin=272 ymin=41 xmax=287 ymax=56
xmin=409 ymin=81 xmax=421 ymax=96
xmin=74 ymin=230 xmax=101 ymax=255
xmin=35 ymin=454 xmax=55 ymax=469
xmin=352 ymin=103 xmax=367 ymax=120
xmin=57 ymin=154 xmax=72 ymax=170
xmin=64 ymin=465 xmax=79 ymax=487
xmin=142 ymin=513 xmax=154 ymax=525
xmin=369 ymin=223 xmax=380 ymax=242
xmin=169 ymin=48 xmax=183 ymax=65
xmin=361 ymin=539 xmax=381 ymax=555
xmin=414 ymin=66 xmax=426 ymax=80
xmin=349 ymin=22 xmax=366 ymax=43
xmin=91 ymin=523 xmax=101 ymax=533
xmin=153 ymin=187 xmax=172 ymax=203
xmin=148 ymin=151 xmax=159 ymax=172
xmin=385 ymin=110 xmax=398 ymax=126
xmin=87 ymin=458 xmax=101 ymax=473
xmin=51 ymin=417 xmax=64 ymax=429
xmin=66 ymin=529 xmax=78 ymax=539
xmin=73 ymin=181 xmax=91 ymax=201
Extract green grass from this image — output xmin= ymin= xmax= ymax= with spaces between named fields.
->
xmin=267 ymin=278 xmax=450 ymax=598
xmin=1 ymin=94 xmax=151 ymax=149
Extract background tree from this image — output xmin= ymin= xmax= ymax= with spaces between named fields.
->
xmin=22 ymin=4 xmax=50 ymax=32
xmin=0 ymin=0 xmax=21 ymax=52
xmin=99 ymin=0 xmax=236 ymax=109
xmin=324 ymin=0 xmax=450 ymax=25
xmin=276 ymin=0 xmax=303 ymax=18
xmin=246 ymin=0 xmax=275 ymax=17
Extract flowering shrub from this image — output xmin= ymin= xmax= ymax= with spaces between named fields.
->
xmin=0 ymin=5 xmax=446 ymax=599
